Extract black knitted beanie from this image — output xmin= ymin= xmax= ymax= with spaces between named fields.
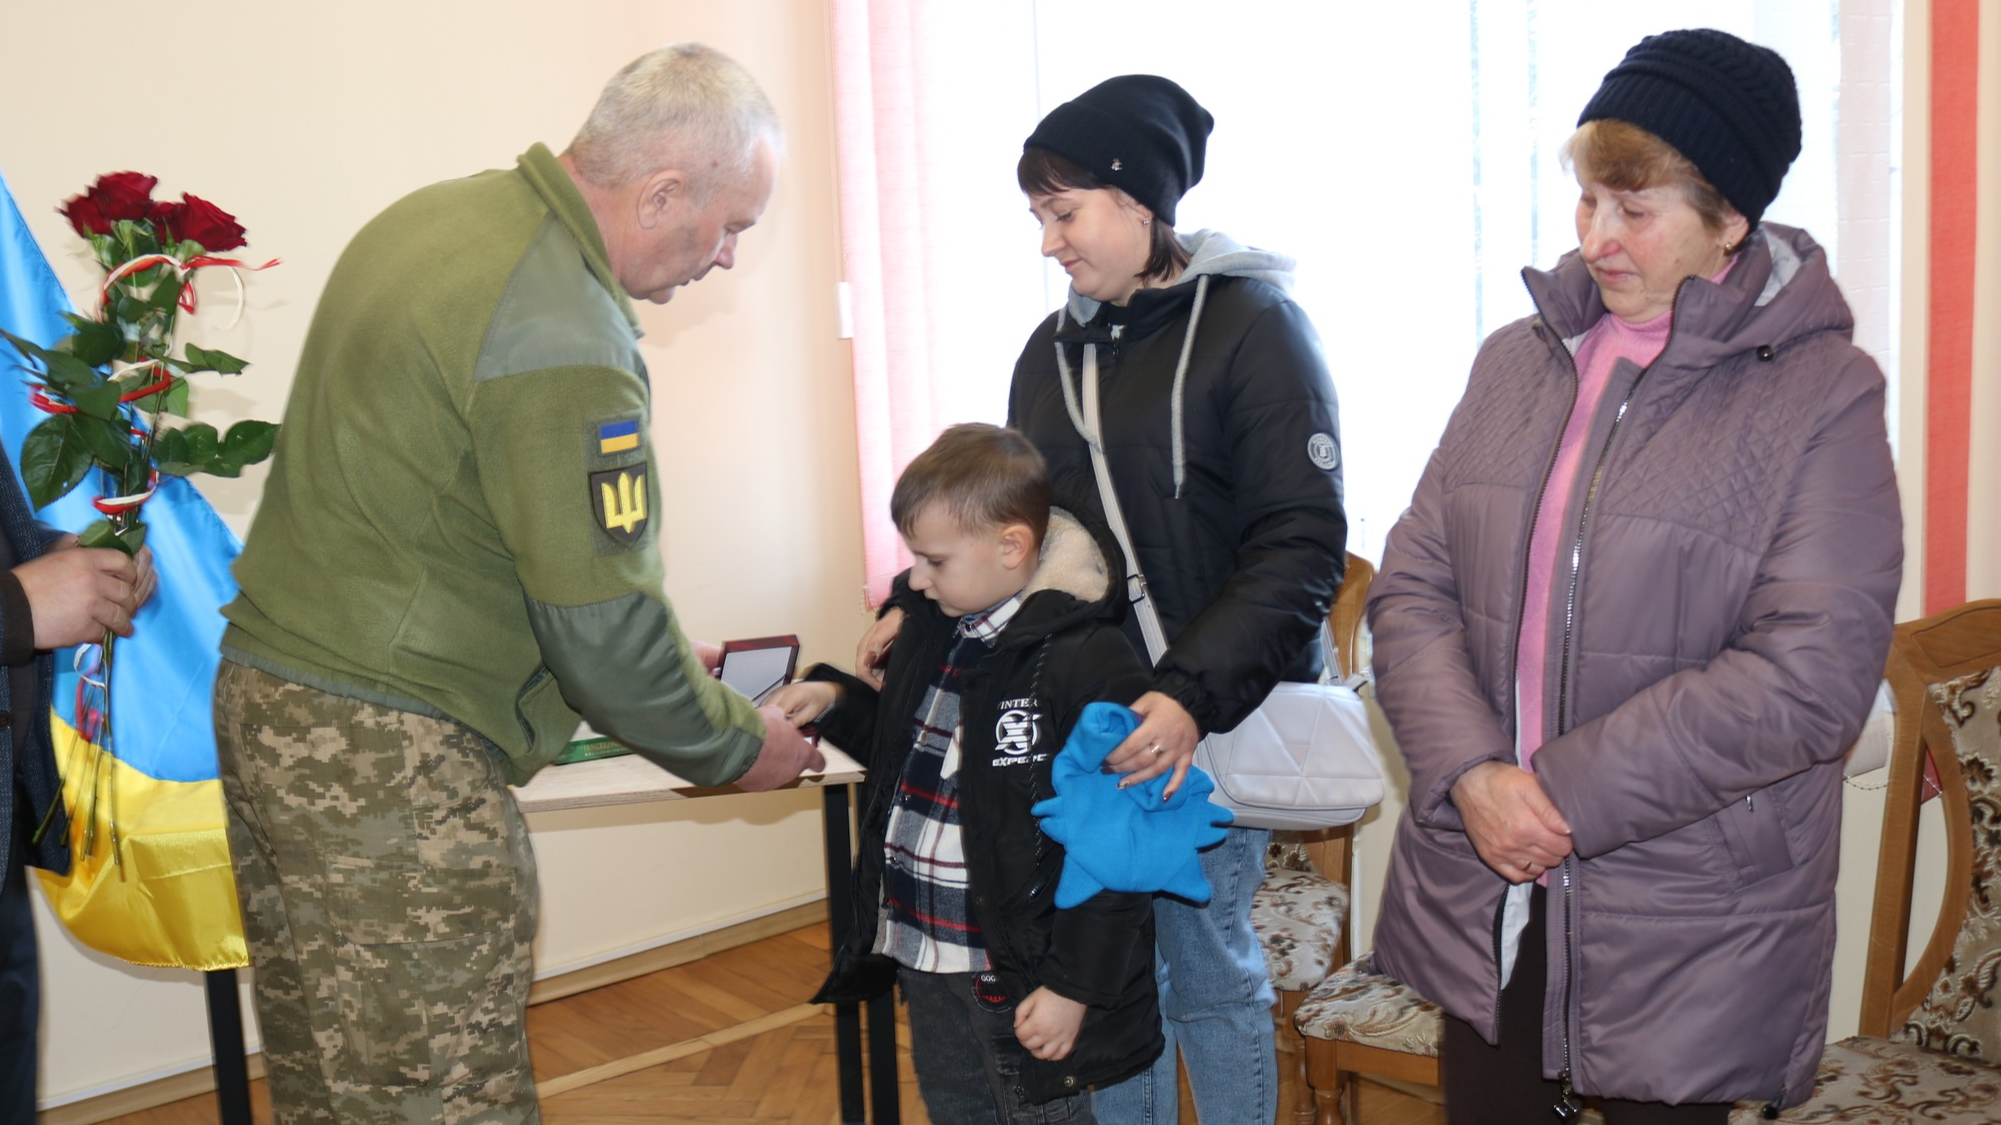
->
xmin=1023 ymin=75 xmax=1213 ymax=227
xmin=1578 ymin=28 xmax=1802 ymax=226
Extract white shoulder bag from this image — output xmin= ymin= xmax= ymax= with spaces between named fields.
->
xmin=1070 ymin=340 xmax=1386 ymax=830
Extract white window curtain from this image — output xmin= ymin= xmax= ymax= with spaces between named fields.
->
xmin=831 ymin=0 xmax=1896 ymax=590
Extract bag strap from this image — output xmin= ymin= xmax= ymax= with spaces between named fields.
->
xmin=1058 ymin=340 xmax=1171 ymax=663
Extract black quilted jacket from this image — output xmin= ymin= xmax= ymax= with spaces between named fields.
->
xmin=1006 ymin=230 xmax=1347 ymax=736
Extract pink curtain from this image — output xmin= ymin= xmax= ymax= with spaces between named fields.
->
xmin=831 ymin=0 xmax=937 ymax=607
xmin=829 ymin=1 xmax=1042 ymax=607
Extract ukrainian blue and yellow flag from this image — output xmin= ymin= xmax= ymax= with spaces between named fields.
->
xmin=0 ymin=169 xmax=246 ymax=971
xmin=598 ymin=418 xmax=641 ymax=454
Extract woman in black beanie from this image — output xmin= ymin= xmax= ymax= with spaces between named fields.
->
xmin=1365 ymin=29 xmax=1901 ymax=1123
xmin=1009 ymin=74 xmax=1348 ymax=1125
xmin=855 ymin=74 xmax=1348 ymax=1124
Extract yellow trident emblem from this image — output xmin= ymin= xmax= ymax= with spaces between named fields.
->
xmin=591 ymin=466 xmax=649 ymax=544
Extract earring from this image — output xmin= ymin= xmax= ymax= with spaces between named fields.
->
xmin=1141 ymin=218 xmax=1152 ymax=227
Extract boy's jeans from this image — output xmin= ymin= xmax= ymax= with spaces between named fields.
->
xmin=1091 ymin=826 xmax=1276 ymax=1124
xmin=902 ymin=967 xmax=1095 ymax=1124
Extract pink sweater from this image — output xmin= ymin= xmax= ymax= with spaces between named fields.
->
xmin=1516 ymin=309 xmax=1671 ymax=770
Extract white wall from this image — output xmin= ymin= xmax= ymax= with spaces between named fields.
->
xmin=0 ymin=1 xmax=866 ymax=1108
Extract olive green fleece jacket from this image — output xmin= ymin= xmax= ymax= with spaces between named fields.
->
xmin=221 ymin=143 xmax=764 ymax=786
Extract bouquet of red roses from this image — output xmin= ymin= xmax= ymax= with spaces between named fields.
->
xmin=1 ymin=172 xmax=280 ymax=858
xmin=1 ymin=170 xmax=279 ymax=556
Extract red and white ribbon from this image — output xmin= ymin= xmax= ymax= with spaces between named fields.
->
xmin=98 ymin=251 xmax=280 ymax=326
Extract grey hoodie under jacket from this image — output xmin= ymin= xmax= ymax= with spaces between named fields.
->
xmin=1367 ymin=224 xmax=1903 ymax=1110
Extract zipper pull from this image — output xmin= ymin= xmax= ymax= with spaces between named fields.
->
xmin=1553 ymin=1073 xmax=1583 ymax=1120
xmin=1746 ymin=793 xmax=1755 ymax=812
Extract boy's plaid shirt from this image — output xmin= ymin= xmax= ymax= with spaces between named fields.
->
xmin=874 ymin=594 xmax=1023 ymax=973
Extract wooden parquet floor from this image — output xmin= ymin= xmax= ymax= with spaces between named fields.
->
xmin=79 ymin=924 xmax=1442 ymax=1125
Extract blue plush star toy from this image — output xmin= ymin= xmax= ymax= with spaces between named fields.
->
xmin=1031 ymin=701 xmax=1235 ymax=908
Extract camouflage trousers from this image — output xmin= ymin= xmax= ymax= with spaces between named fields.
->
xmin=215 ymin=660 xmax=541 ymax=1125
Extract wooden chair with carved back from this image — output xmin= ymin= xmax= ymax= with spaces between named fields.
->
xmin=1726 ymin=599 xmax=2001 ymax=1121
xmin=1250 ymin=552 xmax=1388 ymax=1124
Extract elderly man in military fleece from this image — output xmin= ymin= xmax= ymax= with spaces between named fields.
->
xmin=213 ymin=43 xmax=821 ymax=1124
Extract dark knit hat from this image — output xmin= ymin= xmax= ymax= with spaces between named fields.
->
xmin=1023 ymin=75 xmax=1213 ymax=226
xmin=1578 ymin=28 xmax=1802 ymax=226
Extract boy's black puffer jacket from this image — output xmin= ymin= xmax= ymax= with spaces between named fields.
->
xmin=810 ymin=507 xmax=1158 ymax=1103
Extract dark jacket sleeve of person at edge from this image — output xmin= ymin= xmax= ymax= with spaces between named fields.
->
xmin=1364 ymin=28 xmax=1902 ymax=1124
xmin=0 ymin=454 xmax=79 ymax=1121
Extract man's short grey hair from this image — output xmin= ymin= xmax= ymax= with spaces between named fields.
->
xmin=567 ymin=43 xmax=781 ymax=196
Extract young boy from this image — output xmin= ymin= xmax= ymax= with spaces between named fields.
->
xmin=773 ymin=423 xmax=1159 ymax=1122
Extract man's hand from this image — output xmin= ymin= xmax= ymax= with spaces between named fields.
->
xmin=693 ymin=640 xmax=724 ymax=677
xmin=15 ymin=543 xmax=152 ymax=648
xmin=854 ymin=608 xmax=903 ymax=689
xmin=1450 ymin=761 xmax=1573 ymax=883
xmin=1014 ymin=986 xmax=1087 ymax=1061
xmin=734 ymin=703 xmax=826 ymax=791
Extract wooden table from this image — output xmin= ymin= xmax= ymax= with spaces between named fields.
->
xmin=512 ymin=744 xmax=862 ymax=810
xmin=513 ymin=746 xmax=900 ymax=1125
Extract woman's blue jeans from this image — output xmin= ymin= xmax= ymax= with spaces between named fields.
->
xmin=1092 ymin=825 xmax=1276 ymax=1124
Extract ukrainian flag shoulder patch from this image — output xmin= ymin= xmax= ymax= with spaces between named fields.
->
xmin=597 ymin=419 xmax=642 ymax=455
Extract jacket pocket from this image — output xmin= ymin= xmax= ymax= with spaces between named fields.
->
xmin=1713 ymin=790 xmax=1795 ymax=888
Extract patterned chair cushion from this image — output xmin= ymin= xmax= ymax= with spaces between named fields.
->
xmin=1899 ymin=666 xmax=2001 ymax=1062
xmin=1293 ymin=951 xmax=1443 ymax=1058
xmin=1252 ymin=868 xmax=1350 ymax=991
xmin=1724 ymin=1035 xmax=2001 ymax=1122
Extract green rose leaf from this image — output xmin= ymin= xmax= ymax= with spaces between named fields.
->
xmin=75 ymin=518 xmax=145 ymax=557
xmin=151 ymin=422 xmax=188 ymax=470
xmin=151 ymin=426 xmax=193 ymax=476
xmin=0 ymin=328 xmax=62 ymax=370
xmin=183 ymin=343 xmax=249 ymax=375
xmin=113 ymin=291 xmax=151 ymax=326
xmin=74 ymin=413 xmax=134 ymax=466
xmin=184 ymin=424 xmax=220 ymax=461
xmin=213 ymin=420 xmax=278 ymax=474
xmin=148 ymin=276 xmax=185 ymax=312
xmin=132 ymin=377 xmax=190 ymax=417
xmin=40 ymin=350 xmax=101 ymax=394
xmin=67 ymin=382 xmax=122 ymax=421
xmin=59 ymin=315 xmax=124 ymax=367
xmin=20 ymin=416 xmax=94 ymax=509
xmin=76 ymin=519 xmax=120 ymax=549
xmin=153 ymin=423 xmax=220 ymax=477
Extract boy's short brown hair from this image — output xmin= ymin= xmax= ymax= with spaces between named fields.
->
xmin=890 ymin=424 xmax=1051 ymax=546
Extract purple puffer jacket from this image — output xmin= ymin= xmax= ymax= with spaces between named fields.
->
xmin=1367 ymin=224 xmax=1902 ymax=1110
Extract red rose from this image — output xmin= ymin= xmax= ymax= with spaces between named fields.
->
xmin=147 ymin=198 xmax=178 ymax=237
xmin=88 ymin=171 xmax=158 ymax=223
xmin=169 ymin=193 xmax=246 ymax=252
xmin=59 ymin=191 xmax=112 ymax=237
